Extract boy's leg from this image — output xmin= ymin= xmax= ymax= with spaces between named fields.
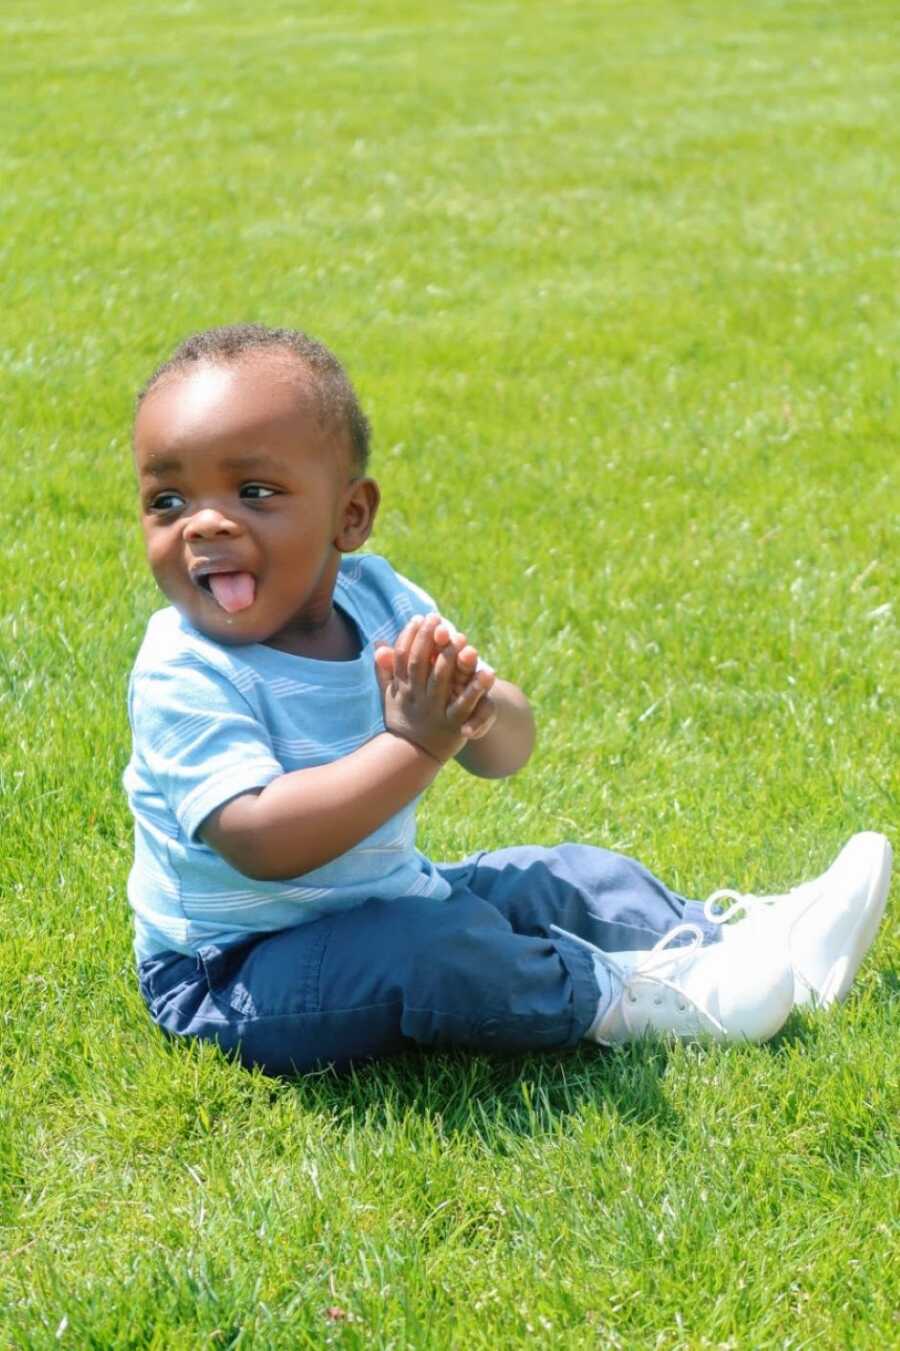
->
xmin=139 ymin=887 xmax=603 ymax=1077
xmin=447 ymin=837 xmax=892 ymax=1029
xmin=440 ymin=844 xmax=796 ymax=1044
xmin=441 ymin=843 xmax=723 ymax=952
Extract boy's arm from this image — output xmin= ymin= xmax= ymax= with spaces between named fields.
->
xmin=202 ymin=734 xmax=443 ymax=881
xmin=202 ymin=615 xmax=481 ymax=881
xmin=380 ymin=618 xmax=536 ymax=781
xmin=453 ymin=677 xmax=535 ymax=780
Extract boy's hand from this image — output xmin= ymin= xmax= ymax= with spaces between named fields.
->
xmin=427 ymin=620 xmax=534 ymax=778
xmin=378 ymin=614 xmax=498 ymax=739
xmin=432 ymin=622 xmax=497 ymax=740
xmin=374 ymin=614 xmax=491 ymax=763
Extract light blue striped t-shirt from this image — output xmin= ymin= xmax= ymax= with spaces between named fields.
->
xmin=123 ymin=553 xmax=452 ymax=961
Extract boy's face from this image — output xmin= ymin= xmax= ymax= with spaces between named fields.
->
xmin=133 ymin=355 xmax=378 ymax=651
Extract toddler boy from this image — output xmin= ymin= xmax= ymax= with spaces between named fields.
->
xmin=126 ymin=324 xmax=892 ymax=1075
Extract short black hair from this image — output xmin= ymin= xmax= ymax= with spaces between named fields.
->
xmin=136 ymin=323 xmax=372 ymax=472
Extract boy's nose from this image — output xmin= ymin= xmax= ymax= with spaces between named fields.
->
xmin=183 ymin=507 xmax=241 ymax=540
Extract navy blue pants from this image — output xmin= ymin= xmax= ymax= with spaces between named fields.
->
xmin=138 ymin=844 xmax=721 ymax=1076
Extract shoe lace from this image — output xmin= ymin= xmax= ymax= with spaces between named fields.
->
xmin=704 ymin=885 xmax=821 ymax=1001
xmin=703 ymin=882 xmax=814 ymax=927
xmin=703 ymin=888 xmax=767 ymax=926
xmin=550 ymin=922 xmax=727 ymax=1037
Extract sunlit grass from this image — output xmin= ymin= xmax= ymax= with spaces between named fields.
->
xmin=1 ymin=1 xmax=898 ymax=1345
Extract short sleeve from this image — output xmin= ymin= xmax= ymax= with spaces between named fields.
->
xmin=129 ymin=657 xmax=284 ymax=840
xmin=390 ymin=568 xmax=483 ymax=664
xmin=339 ymin=554 xmax=485 ymax=662
xmin=393 ymin=570 xmax=438 ymax=616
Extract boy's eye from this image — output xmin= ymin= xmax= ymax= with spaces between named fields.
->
xmin=149 ymin=491 xmax=185 ymax=512
xmin=240 ymin=483 xmax=277 ymax=500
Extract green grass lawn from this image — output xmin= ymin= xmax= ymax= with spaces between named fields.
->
xmin=2 ymin=0 xmax=898 ymax=1344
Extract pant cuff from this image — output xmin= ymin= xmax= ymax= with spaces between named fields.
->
xmin=550 ymin=932 xmax=606 ymax=1044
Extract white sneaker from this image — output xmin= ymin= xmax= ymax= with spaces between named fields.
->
xmin=704 ymin=833 xmax=893 ymax=1009
xmin=552 ymin=923 xmax=794 ymax=1045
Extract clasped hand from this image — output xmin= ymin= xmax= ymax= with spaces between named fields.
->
xmin=374 ymin=613 xmax=497 ymax=763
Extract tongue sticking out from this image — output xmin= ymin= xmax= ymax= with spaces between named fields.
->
xmin=208 ymin=572 xmax=256 ymax=614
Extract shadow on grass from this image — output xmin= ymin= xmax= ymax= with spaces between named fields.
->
xmin=142 ymin=988 xmax=870 ymax=1150
xmin=276 ymin=1040 xmax=684 ymax=1146
xmin=276 ymin=1004 xmax=845 ymax=1146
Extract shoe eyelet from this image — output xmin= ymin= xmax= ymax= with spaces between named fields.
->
xmin=653 ymin=996 xmax=664 ymax=1006
xmin=627 ymin=992 xmax=638 ymax=1003
xmin=676 ymin=1000 xmax=687 ymax=1012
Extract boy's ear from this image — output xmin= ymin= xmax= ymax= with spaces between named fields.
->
xmin=336 ymin=477 xmax=380 ymax=553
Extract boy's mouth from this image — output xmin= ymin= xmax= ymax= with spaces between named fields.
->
xmin=196 ymin=570 xmax=257 ymax=614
